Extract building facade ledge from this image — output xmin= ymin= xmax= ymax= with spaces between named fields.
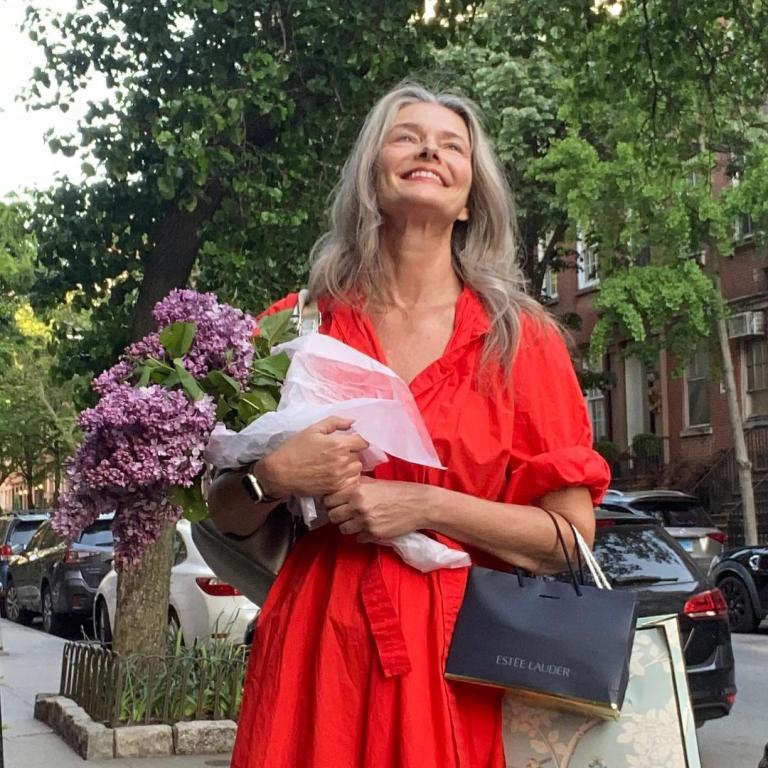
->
xmin=679 ymin=425 xmax=713 ymax=438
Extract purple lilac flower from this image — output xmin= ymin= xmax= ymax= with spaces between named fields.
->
xmin=112 ymin=490 xmax=182 ymax=568
xmin=93 ymin=334 xmax=165 ymax=396
xmin=52 ymin=385 xmax=216 ymax=564
xmin=152 ymin=289 xmax=257 ymax=383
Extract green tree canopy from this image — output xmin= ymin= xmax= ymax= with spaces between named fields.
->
xmin=25 ymin=0 xmax=468 ymax=380
xmin=437 ymin=0 xmax=768 ymax=366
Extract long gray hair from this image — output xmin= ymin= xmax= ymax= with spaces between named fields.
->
xmin=308 ymin=82 xmax=552 ymax=372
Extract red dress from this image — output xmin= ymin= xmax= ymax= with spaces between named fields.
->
xmin=231 ymin=288 xmax=610 ymax=768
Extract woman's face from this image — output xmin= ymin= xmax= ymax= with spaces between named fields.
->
xmin=376 ymin=102 xmax=472 ymax=225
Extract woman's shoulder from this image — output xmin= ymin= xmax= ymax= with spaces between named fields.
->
xmin=255 ymin=293 xmax=300 ymax=321
xmin=515 ymin=307 xmax=566 ymax=356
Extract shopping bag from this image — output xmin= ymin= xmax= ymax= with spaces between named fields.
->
xmin=502 ymin=614 xmax=702 ymax=768
xmin=446 ymin=517 xmax=638 ymax=719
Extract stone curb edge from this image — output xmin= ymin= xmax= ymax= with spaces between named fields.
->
xmin=34 ymin=693 xmax=236 ymax=760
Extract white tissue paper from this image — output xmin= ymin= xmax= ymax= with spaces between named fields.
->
xmin=204 ymin=333 xmax=470 ymax=572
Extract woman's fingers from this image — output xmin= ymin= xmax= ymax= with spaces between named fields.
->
xmin=339 ymin=518 xmax=365 ymax=536
xmin=314 ymin=415 xmax=355 ymax=434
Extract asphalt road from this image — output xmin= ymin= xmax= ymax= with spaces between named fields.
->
xmin=697 ymin=620 xmax=768 ymax=768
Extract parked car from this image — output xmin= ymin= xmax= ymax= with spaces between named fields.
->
xmin=0 ymin=510 xmax=49 ymax=616
xmin=600 ymin=489 xmax=726 ymax=572
xmin=94 ymin=519 xmax=258 ymax=646
xmin=709 ymin=544 xmax=768 ymax=633
xmin=587 ymin=508 xmax=736 ymax=726
xmin=3 ymin=514 xmax=114 ymax=633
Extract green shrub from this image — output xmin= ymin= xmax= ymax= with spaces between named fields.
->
xmin=594 ymin=439 xmax=620 ymax=464
xmin=631 ymin=432 xmax=662 ymax=459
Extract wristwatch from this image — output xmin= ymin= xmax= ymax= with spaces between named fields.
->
xmin=241 ymin=464 xmax=282 ymax=504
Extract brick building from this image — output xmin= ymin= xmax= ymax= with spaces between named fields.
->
xmin=546 ymin=223 xmax=768 ymax=544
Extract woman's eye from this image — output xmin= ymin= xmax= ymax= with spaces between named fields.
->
xmin=446 ymin=143 xmax=465 ymax=153
xmin=395 ymin=134 xmax=417 ymax=143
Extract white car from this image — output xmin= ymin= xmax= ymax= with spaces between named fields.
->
xmin=93 ymin=519 xmax=259 ymax=645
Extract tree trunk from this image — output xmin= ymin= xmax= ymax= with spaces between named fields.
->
xmin=52 ymin=440 xmax=61 ymax=506
xmin=130 ymin=183 xmax=225 ymax=340
xmin=714 ymin=274 xmax=759 ymax=545
xmin=115 ymin=181 xmax=230 ymax=654
xmin=113 ymin=518 xmax=175 ymax=656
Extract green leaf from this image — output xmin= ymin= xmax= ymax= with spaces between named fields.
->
xmin=250 ymin=352 xmax=290 ymax=381
xmin=157 ymin=175 xmax=175 ymax=200
xmin=81 ymin=161 xmax=96 ymax=177
xmin=256 ymin=309 xmax=296 ymax=348
xmin=159 ymin=321 xmax=197 ymax=359
xmin=173 ymin=359 xmax=205 ymax=401
xmin=213 ymin=0 xmax=229 ymax=12
xmin=241 ymin=388 xmax=278 ymax=412
xmin=136 ymin=364 xmax=151 ymax=387
xmin=168 ymin=482 xmax=209 ymax=523
xmin=202 ymin=369 xmax=241 ymax=397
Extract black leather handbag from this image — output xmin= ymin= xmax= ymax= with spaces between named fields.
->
xmin=445 ymin=511 xmax=638 ymax=720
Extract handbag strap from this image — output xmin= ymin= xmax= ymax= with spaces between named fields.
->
xmin=572 ymin=525 xmax=612 ymax=589
xmin=293 ymin=288 xmax=322 ymax=335
xmin=541 ymin=509 xmax=582 ymax=596
xmin=541 ymin=509 xmax=612 ymax=592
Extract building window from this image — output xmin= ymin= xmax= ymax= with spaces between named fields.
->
xmin=735 ymin=213 xmax=755 ymax=242
xmin=746 ymin=339 xmax=768 ymax=416
xmin=576 ymin=236 xmax=599 ymax=289
xmin=586 ymin=389 xmax=607 ymax=440
xmin=583 ymin=360 xmax=607 ymax=440
xmin=685 ymin=352 xmax=710 ymax=427
xmin=537 ymin=241 xmax=558 ymax=300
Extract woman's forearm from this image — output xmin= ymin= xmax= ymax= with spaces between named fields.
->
xmin=423 ymin=484 xmax=595 ymax=574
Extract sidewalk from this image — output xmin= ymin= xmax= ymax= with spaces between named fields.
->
xmin=0 ymin=619 xmax=233 ymax=768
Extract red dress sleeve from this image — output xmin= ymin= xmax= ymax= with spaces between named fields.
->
xmin=256 ymin=293 xmax=300 ymax=322
xmin=503 ymin=315 xmax=611 ymax=506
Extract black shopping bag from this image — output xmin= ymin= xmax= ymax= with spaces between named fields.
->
xmin=445 ymin=515 xmax=638 ymax=720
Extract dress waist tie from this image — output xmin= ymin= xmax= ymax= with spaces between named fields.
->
xmin=360 ymin=548 xmax=412 ymax=677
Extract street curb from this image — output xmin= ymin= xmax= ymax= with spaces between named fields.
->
xmin=34 ymin=693 xmax=236 ymax=760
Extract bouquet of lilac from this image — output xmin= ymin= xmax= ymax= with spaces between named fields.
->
xmin=53 ymin=289 xmax=297 ymax=567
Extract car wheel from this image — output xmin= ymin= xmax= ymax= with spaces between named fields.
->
xmin=94 ymin=597 xmax=112 ymax=646
xmin=719 ymin=575 xmax=760 ymax=633
xmin=5 ymin=582 xmax=32 ymax=625
xmin=41 ymin=586 xmax=65 ymax=635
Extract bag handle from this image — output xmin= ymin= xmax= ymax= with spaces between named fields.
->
xmin=541 ymin=509 xmax=612 ymax=592
xmin=293 ymin=288 xmax=322 ymax=335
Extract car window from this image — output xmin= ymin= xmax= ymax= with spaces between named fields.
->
xmin=0 ymin=519 xmax=10 ymax=540
xmin=9 ymin=520 xmax=44 ymax=550
xmin=41 ymin=524 xmax=63 ymax=548
xmin=630 ymin=500 xmax=713 ymax=527
xmin=24 ymin=523 xmax=51 ymax=551
xmin=78 ymin=520 xmax=114 ymax=548
xmin=591 ymin=525 xmax=696 ymax=584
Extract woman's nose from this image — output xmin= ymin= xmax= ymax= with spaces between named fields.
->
xmin=417 ymin=142 xmax=439 ymax=160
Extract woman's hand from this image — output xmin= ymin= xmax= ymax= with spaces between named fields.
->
xmin=324 ymin=477 xmax=430 ymax=541
xmin=258 ymin=416 xmax=369 ymax=498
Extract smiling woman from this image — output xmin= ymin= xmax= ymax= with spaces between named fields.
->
xmin=210 ymin=82 xmax=610 ymax=768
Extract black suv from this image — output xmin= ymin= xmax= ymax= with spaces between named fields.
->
xmin=710 ymin=545 xmax=768 ymax=633
xmin=0 ymin=511 xmax=49 ymax=616
xmin=4 ymin=514 xmax=114 ymax=633
xmin=590 ymin=508 xmax=736 ymax=726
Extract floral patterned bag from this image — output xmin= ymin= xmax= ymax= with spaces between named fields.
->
xmin=502 ymin=614 xmax=701 ymax=768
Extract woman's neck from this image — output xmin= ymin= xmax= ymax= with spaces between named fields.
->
xmin=378 ymin=222 xmax=462 ymax=310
